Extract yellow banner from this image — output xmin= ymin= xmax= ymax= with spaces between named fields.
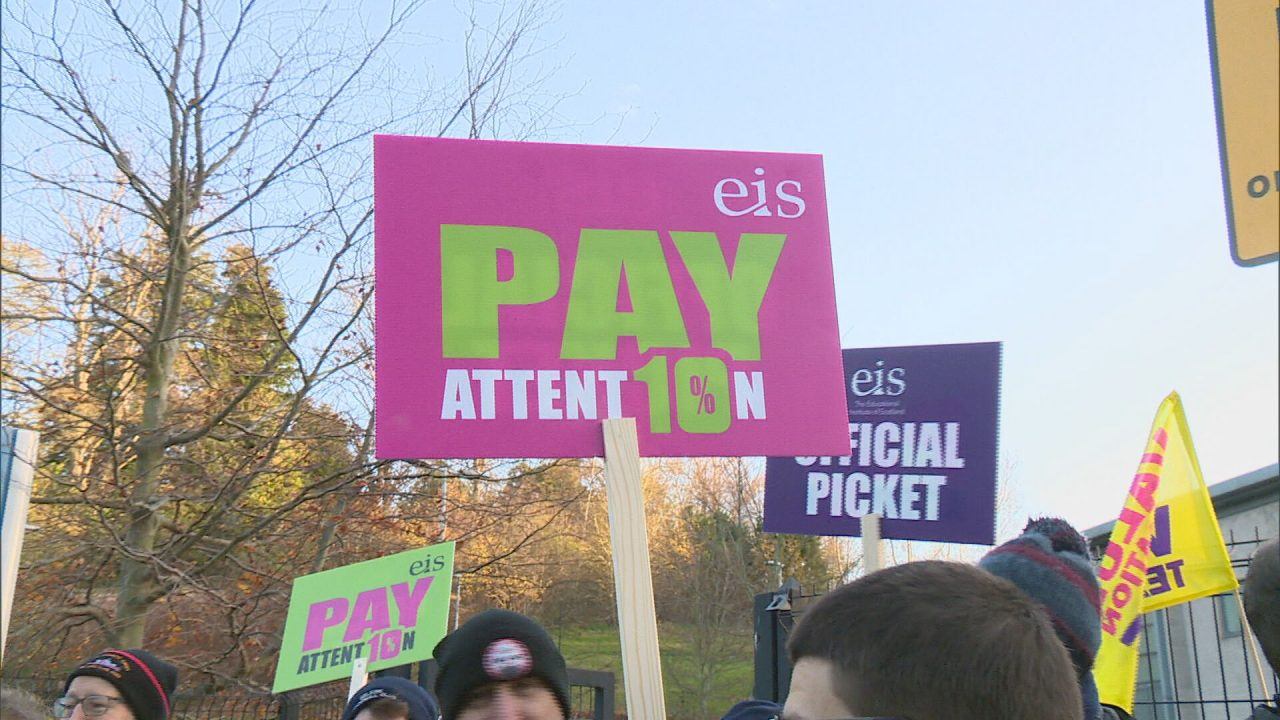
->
xmin=1093 ymin=393 xmax=1238 ymax=711
xmin=1140 ymin=395 xmax=1238 ymax=611
xmin=1094 ymin=406 xmax=1165 ymax=710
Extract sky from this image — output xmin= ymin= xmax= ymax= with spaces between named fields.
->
xmin=4 ymin=1 xmax=1275 ymax=543
xmin=527 ymin=1 xmax=1278 ymax=535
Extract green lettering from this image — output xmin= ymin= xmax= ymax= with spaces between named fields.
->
xmin=441 ymin=224 xmax=559 ymax=358
xmin=561 ymin=229 xmax=689 ymax=359
xmin=671 ymin=232 xmax=785 ymax=360
xmin=632 ymin=355 xmax=671 ymax=433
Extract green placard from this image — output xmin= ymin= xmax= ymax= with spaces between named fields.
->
xmin=272 ymin=542 xmax=455 ymax=693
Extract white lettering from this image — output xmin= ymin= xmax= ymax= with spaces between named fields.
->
xmin=919 ymin=475 xmax=947 ymax=520
xmin=733 ymin=371 xmax=766 ymax=419
xmin=503 ymin=370 xmax=534 ymax=420
xmin=472 ymin=369 xmax=502 ymax=420
xmin=944 ymin=423 xmax=965 ymax=468
xmin=564 ymin=370 xmax=597 ymax=420
xmin=599 ymin=370 xmax=627 ymax=418
xmin=915 ymin=423 xmax=943 ymax=467
xmin=806 ymin=472 xmax=831 ymax=515
xmin=873 ymin=422 xmax=901 ymax=467
xmin=536 ymin=370 xmax=563 ymax=420
xmin=713 ymin=178 xmax=757 ymax=216
xmin=441 ymin=369 xmax=476 ymax=420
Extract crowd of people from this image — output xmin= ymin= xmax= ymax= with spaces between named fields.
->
xmin=3 ymin=524 xmax=1276 ymax=720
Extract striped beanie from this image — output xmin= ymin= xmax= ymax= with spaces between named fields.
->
xmin=64 ymin=649 xmax=178 ymax=720
xmin=979 ymin=517 xmax=1103 ymax=719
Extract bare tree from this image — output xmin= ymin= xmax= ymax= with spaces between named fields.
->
xmin=1 ymin=0 xmax=564 ymax=675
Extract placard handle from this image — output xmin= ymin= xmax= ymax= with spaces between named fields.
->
xmin=602 ymin=418 xmax=667 ymax=719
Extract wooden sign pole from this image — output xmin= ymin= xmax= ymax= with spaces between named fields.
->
xmin=347 ymin=657 xmax=368 ymax=699
xmin=1235 ymin=588 xmax=1273 ymax=698
xmin=862 ymin=513 xmax=883 ymax=574
xmin=601 ymin=418 xmax=667 ymax=720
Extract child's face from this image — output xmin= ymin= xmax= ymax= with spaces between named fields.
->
xmin=782 ymin=657 xmax=855 ymax=720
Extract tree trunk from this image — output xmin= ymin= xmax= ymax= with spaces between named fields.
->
xmin=116 ymin=229 xmax=190 ymax=645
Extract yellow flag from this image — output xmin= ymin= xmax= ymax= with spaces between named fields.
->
xmin=1139 ymin=394 xmax=1237 ymax=610
xmin=1093 ymin=392 xmax=1238 ymax=711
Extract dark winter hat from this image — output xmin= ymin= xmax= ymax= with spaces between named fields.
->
xmin=63 ymin=648 xmax=178 ymax=720
xmin=720 ymin=699 xmax=782 ymax=720
xmin=341 ymin=676 xmax=439 ymax=720
xmin=432 ymin=609 xmax=569 ymax=720
xmin=979 ymin=517 xmax=1103 ymax=719
xmin=1243 ymin=539 xmax=1280 ymax=674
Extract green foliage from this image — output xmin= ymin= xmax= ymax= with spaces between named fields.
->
xmin=553 ymin=623 xmax=756 ymax=720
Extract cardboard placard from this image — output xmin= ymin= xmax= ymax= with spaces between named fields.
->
xmin=764 ymin=343 xmax=1001 ymax=545
xmin=272 ymin=542 xmax=454 ymax=693
xmin=375 ymin=136 xmax=848 ymax=459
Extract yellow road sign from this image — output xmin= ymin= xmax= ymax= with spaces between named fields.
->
xmin=1207 ymin=0 xmax=1279 ymax=265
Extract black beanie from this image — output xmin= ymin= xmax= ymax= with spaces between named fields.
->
xmin=432 ymin=609 xmax=569 ymax=720
xmin=342 ymin=676 xmax=440 ymax=720
xmin=64 ymin=649 xmax=178 ymax=720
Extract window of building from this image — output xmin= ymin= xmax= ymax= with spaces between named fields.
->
xmin=1216 ymin=593 xmax=1243 ymax=639
xmin=1133 ymin=610 xmax=1176 ymax=720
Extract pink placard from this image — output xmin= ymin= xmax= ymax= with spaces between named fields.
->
xmin=375 ymin=135 xmax=848 ymax=458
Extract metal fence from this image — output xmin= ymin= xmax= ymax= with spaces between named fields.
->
xmin=1 ymin=675 xmax=315 ymax=720
xmin=752 ymin=535 xmax=1278 ymax=716
xmin=4 ymin=663 xmax=614 ymax=720
xmin=1129 ymin=534 xmax=1278 ymax=720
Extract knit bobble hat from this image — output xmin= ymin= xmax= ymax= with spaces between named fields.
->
xmin=342 ymin=676 xmax=440 ymax=720
xmin=979 ymin=517 xmax=1104 ymax=719
xmin=64 ymin=649 xmax=179 ymax=720
xmin=432 ymin=609 xmax=570 ymax=720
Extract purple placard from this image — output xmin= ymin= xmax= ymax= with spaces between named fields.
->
xmin=764 ymin=342 xmax=1001 ymax=545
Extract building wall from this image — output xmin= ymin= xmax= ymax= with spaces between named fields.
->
xmin=1090 ymin=466 xmax=1279 ymax=720
xmin=1135 ymin=486 xmax=1278 ymax=720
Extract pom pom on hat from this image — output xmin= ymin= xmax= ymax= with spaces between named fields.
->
xmin=980 ymin=517 xmax=1104 ymax=719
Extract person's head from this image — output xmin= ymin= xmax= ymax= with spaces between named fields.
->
xmin=1243 ymin=539 xmax=1280 ymax=673
xmin=1 ymin=685 xmax=47 ymax=720
xmin=341 ymin=676 xmax=440 ymax=720
xmin=979 ymin=517 xmax=1103 ymax=718
xmin=433 ymin=609 xmax=569 ymax=720
xmin=785 ymin=560 xmax=1083 ymax=720
xmin=57 ymin=649 xmax=179 ymax=720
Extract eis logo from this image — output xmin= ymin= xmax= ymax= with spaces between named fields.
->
xmin=713 ymin=168 xmax=806 ymax=218
xmin=850 ymin=360 xmax=905 ymax=397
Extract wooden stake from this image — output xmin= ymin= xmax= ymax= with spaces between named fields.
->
xmin=347 ymin=657 xmax=368 ymax=700
xmin=1235 ymin=588 xmax=1274 ymax=697
xmin=862 ymin=513 xmax=883 ymax=574
xmin=601 ymin=418 xmax=666 ymax=720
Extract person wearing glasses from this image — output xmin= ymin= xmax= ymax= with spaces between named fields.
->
xmin=53 ymin=649 xmax=178 ymax=720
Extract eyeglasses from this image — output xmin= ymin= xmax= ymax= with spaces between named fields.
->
xmin=52 ymin=694 xmax=125 ymax=718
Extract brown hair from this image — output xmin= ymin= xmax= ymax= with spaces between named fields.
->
xmin=787 ymin=560 xmax=1082 ymax=720
xmin=358 ymin=696 xmax=413 ymax=720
